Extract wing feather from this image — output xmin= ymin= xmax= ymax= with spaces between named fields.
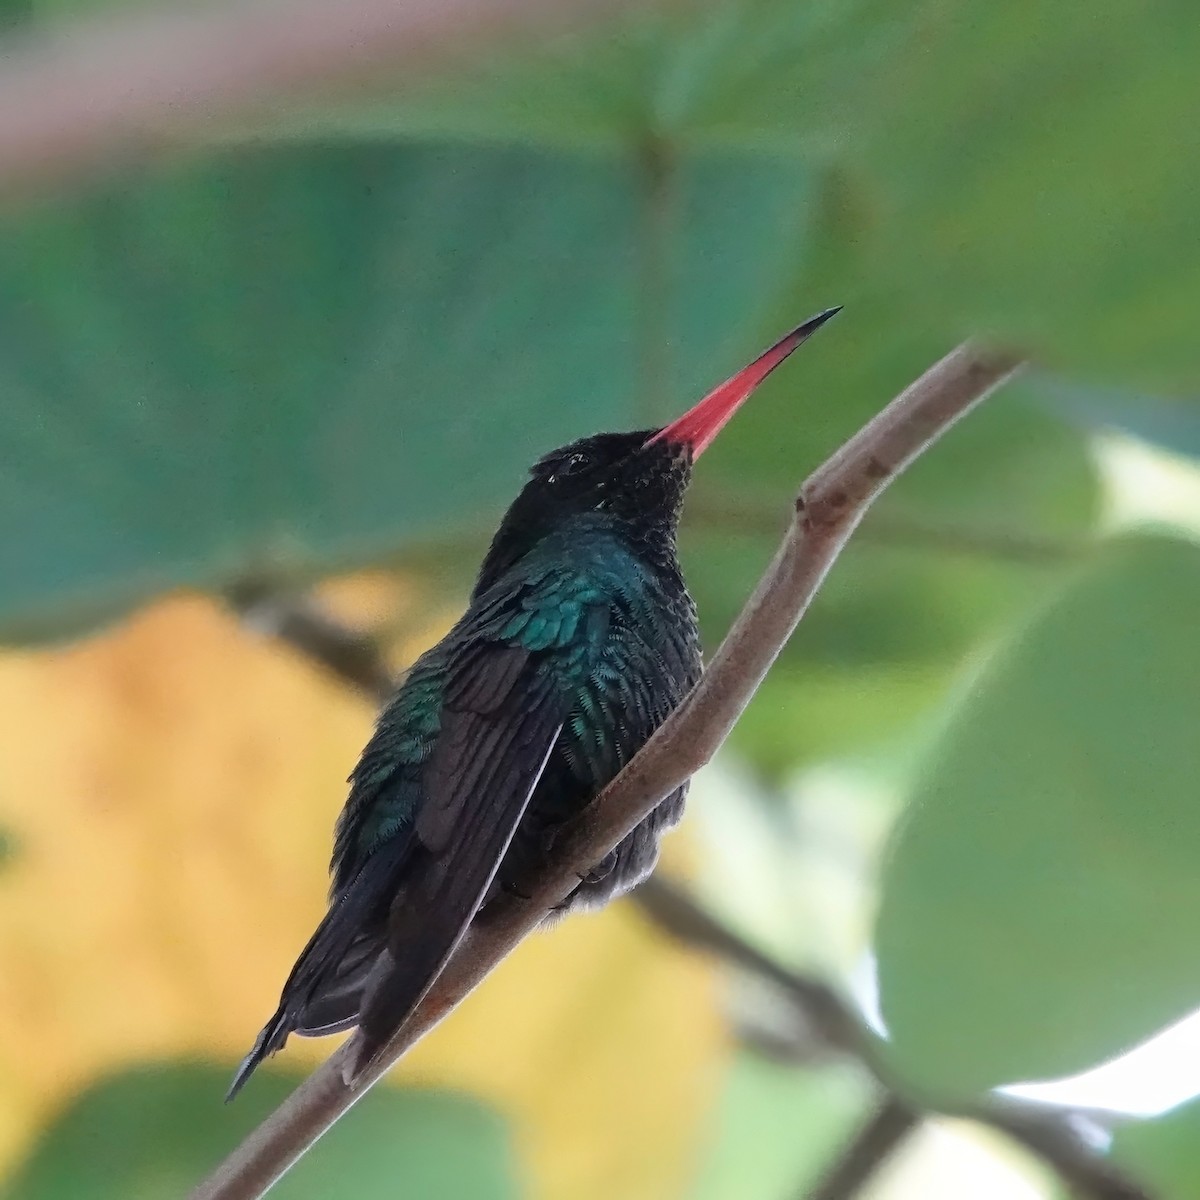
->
xmin=234 ymin=561 xmax=607 ymax=1095
xmin=350 ymin=628 xmax=567 ymax=1076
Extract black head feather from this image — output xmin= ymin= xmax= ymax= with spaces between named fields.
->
xmin=473 ymin=431 xmax=692 ymax=597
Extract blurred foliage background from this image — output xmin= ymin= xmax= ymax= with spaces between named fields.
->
xmin=2 ymin=0 xmax=1200 ymax=1196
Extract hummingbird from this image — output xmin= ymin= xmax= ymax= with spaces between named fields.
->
xmin=229 ymin=307 xmax=840 ymax=1097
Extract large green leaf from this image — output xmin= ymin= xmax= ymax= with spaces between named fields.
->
xmin=2 ymin=1064 xmax=516 ymax=1199
xmin=1111 ymin=1100 xmax=1200 ymax=1200
xmin=218 ymin=0 xmax=904 ymax=149
xmin=0 ymin=140 xmax=813 ymax=640
xmin=3 ymin=138 xmax=1098 ymax=692
xmin=680 ymin=180 xmax=1099 ymax=771
xmin=1037 ymin=377 xmax=1200 ymax=463
xmin=860 ymin=0 xmax=1200 ymax=391
xmin=0 ymin=123 xmax=1104 ymax=776
xmin=688 ymin=1057 xmax=869 ymax=1200
xmin=234 ymin=0 xmax=1200 ymax=390
xmin=875 ymin=534 xmax=1200 ymax=1096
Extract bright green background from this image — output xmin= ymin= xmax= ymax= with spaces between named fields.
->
xmin=2 ymin=1066 xmax=516 ymax=1199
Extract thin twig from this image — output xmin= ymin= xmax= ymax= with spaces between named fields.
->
xmin=961 ymin=1102 xmax=1150 ymax=1200
xmin=806 ymin=1097 xmax=921 ymax=1200
xmin=225 ymin=633 xmax=1155 ymax=1200
xmin=194 ymin=341 xmax=1021 ymax=1200
xmin=221 ymin=395 xmax=1152 ymax=1200
xmin=633 ymin=878 xmax=1152 ymax=1200
xmin=632 ymin=874 xmax=866 ymax=1058
xmin=0 ymin=0 xmax=633 ymax=190
xmin=229 ymin=581 xmax=397 ymax=701
xmin=687 ymin=492 xmax=1082 ymax=565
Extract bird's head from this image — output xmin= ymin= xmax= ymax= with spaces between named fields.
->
xmin=475 ymin=307 xmax=840 ymax=591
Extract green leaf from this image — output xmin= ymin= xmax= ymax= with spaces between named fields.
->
xmin=215 ymin=0 xmax=902 ymax=149
xmin=0 ymin=122 xmax=1106 ymax=794
xmin=1037 ymin=377 xmax=1200 ymax=463
xmin=875 ymin=534 xmax=1200 ymax=1096
xmin=0 ymin=140 xmax=813 ymax=641
xmin=688 ymin=1057 xmax=870 ymax=1200
xmin=685 ymin=522 xmax=1066 ymax=778
xmin=859 ymin=0 xmax=1200 ymax=391
xmin=227 ymin=0 xmax=1200 ymax=388
xmin=677 ymin=168 xmax=1100 ymax=774
xmin=1112 ymin=1100 xmax=1200 ymax=1200
xmin=2 ymin=1063 xmax=516 ymax=1199
xmin=724 ymin=661 xmax=951 ymax=778
xmin=0 ymin=118 xmax=1106 ymax=772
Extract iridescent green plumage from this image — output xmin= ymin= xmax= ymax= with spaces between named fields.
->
xmin=339 ymin=522 xmax=698 ymax=888
xmin=231 ymin=438 xmax=700 ymax=1096
xmin=230 ymin=309 xmax=839 ymax=1096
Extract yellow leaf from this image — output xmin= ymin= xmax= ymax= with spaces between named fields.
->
xmin=0 ymin=588 xmax=725 ymax=1200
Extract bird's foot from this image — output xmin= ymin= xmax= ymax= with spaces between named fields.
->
xmin=579 ymin=850 xmax=617 ymax=885
xmin=500 ymin=878 xmax=534 ymax=901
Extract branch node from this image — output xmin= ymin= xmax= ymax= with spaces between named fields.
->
xmin=865 ymin=454 xmax=892 ymax=481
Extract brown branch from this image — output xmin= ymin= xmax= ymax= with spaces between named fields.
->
xmin=632 ymin=874 xmax=867 ymax=1059
xmin=194 ymin=341 xmax=1021 ymax=1200
xmin=225 ymin=601 xmax=1155 ymax=1200
xmin=806 ymin=1097 xmax=921 ymax=1200
xmin=218 ymin=345 xmax=1152 ymax=1200
xmin=687 ymin=492 xmax=1082 ymax=565
xmin=229 ymin=581 xmax=397 ymax=702
xmin=0 ymin=0 xmax=633 ymax=191
xmin=961 ymin=1101 xmax=1150 ymax=1200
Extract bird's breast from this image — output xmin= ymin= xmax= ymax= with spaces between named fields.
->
xmin=553 ymin=579 xmax=700 ymax=795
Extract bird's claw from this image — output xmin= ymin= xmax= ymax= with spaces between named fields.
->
xmin=579 ymin=850 xmax=618 ymax=885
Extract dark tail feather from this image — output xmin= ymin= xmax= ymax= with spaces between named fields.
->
xmin=226 ymin=836 xmax=415 ymax=1101
xmin=224 ymin=940 xmax=381 ymax=1102
xmin=346 ymin=720 xmax=562 ymax=1083
xmin=226 ymin=1007 xmax=292 ymax=1101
